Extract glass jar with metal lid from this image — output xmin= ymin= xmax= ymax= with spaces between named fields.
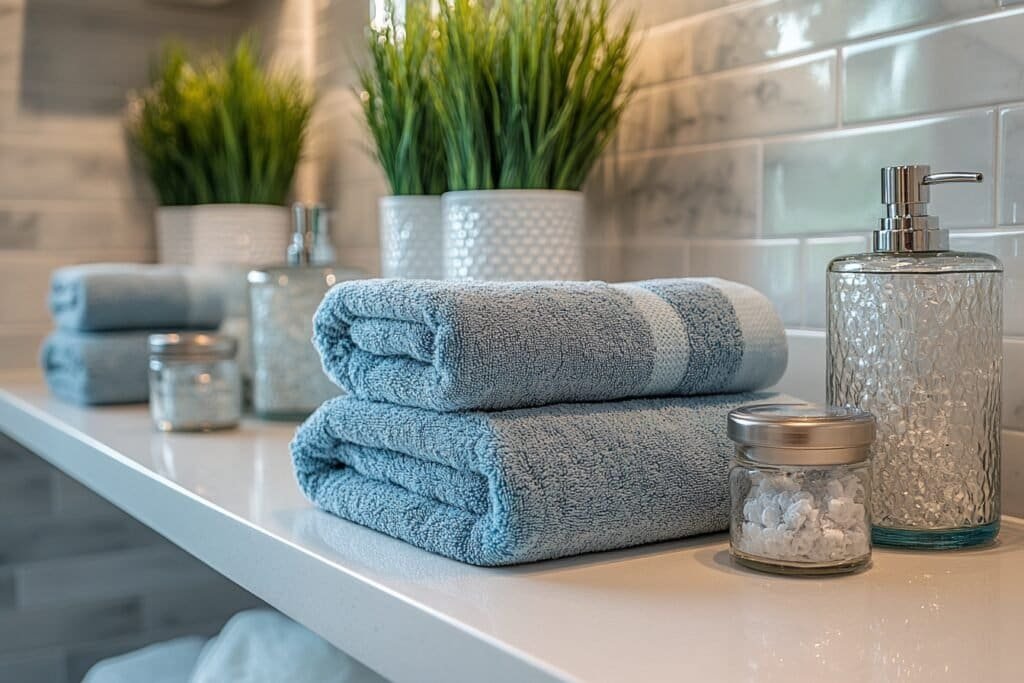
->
xmin=727 ymin=404 xmax=875 ymax=575
xmin=148 ymin=333 xmax=242 ymax=432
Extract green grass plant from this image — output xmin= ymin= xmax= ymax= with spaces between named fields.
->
xmin=431 ymin=0 xmax=633 ymax=192
xmin=359 ymin=2 xmax=447 ymax=195
xmin=127 ymin=35 xmax=313 ymax=206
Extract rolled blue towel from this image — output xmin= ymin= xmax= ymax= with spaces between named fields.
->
xmin=41 ymin=330 xmax=153 ymax=405
xmin=50 ymin=263 xmax=226 ymax=332
xmin=314 ymin=278 xmax=787 ymax=412
xmin=291 ymin=391 xmax=784 ymax=566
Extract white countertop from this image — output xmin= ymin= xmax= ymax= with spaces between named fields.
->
xmin=2 ymin=372 xmax=1024 ymax=682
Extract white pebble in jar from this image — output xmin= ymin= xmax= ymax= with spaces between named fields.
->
xmin=735 ymin=469 xmax=869 ymax=564
xmin=727 ymin=403 xmax=875 ymax=575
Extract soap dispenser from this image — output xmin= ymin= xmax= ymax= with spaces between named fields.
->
xmin=826 ymin=165 xmax=1003 ymax=549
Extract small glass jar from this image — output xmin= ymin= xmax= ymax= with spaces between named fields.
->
xmin=248 ymin=266 xmax=360 ymax=420
xmin=727 ymin=404 xmax=875 ymax=576
xmin=148 ymin=333 xmax=242 ymax=432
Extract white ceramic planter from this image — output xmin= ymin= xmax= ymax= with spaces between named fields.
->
xmin=442 ymin=190 xmax=584 ymax=281
xmin=155 ymin=204 xmax=290 ymax=266
xmin=379 ymin=195 xmax=444 ymax=279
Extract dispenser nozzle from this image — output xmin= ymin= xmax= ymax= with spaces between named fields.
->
xmin=874 ymin=165 xmax=984 ymax=253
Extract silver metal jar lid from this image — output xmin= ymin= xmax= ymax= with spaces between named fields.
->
xmin=148 ymin=333 xmax=237 ymax=360
xmin=727 ymin=403 xmax=875 ymax=466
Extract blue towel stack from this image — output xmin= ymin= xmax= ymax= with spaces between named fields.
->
xmin=41 ymin=264 xmax=227 ymax=405
xmin=292 ymin=278 xmax=790 ymax=565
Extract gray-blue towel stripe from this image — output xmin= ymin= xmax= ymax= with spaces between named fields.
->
xmin=640 ymin=280 xmax=744 ymax=394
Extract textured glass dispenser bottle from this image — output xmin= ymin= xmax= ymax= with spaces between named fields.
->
xmin=827 ymin=165 xmax=1002 ymax=549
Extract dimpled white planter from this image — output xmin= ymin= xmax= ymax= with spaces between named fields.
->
xmin=442 ymin=190 xmax=584 ymax=281
xmin=379 ymin=195 xmax=444 ymax=279
xmin=155 ymin=204 xmax=290 ymax=266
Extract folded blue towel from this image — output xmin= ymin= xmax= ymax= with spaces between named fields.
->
xmin=291 ymin=392 xmax=783 ymax=566
xmin=314 ymin=278 xmax=787 ymax=412
xmin=41 ymin=330 xmax=153 ymax=405
xmin=50 ymin=263 xmax=226 ymax=332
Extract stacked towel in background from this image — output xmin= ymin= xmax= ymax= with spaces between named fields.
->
xmin=292 ymin=278 xmax=790 ymax=566
xmin=41 ymin=264 xmax=227 ymax=405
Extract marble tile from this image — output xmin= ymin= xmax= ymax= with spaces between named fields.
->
xmin=583 ymin=157 xmax=621 ymax=244
xmin=1004 ymin=429 xmax=1024 ymax=517
xmin=0 ymin=570 xmax=12 ymax=609
xmin=1004 ymin=339 xmax=1024 ymax=431
xmin=0 ymin=200 xmax=154 ymax=251
xmin=626 ymin=52 xmax=835 ymax=150
xmin=620 ymin=0 xmax=741 ymax=27
xmin=634 ymin=0 xmax=987 ymax=85
xmin=0 ymin=467 xmax=51 ymax=521
xmin=688 ymin=238 xmax=803 ymax=325
xmin=337 ymin=247 xmax=382 ymax=278
xmin=763 ymin=110 xmax=995 ymax=235
xmin=18 ymin=0 xmax=245 ymax=114
xmin=999 ymin=106 xmax=1024 ymax=225
xmin=844 ymin=9 xmax=1024 ymax=123
xmin=949 ymin=230 xmax=1024 ymax=336
xmin=0 ymin=598 xmax=141 ymax=654
xmin=583 ymin=245 xmax=623 ymax=282
xmin=770 ymin=329 xmax=826 ymax=404
xmin=616 ymin=145 xmax=759 ymax=239
xmin=0 ymin=515 xmax=162 ymax=567
xmin=142 ymin=579 xmax=261 ymax=631
xmin=0 ymin=650 xmax=68 ymax=683
xmin=15 ymin=546 xmax=216 ymax=608
xmin=0 ymin=2 xmax=24 ymax=85
xmin=616 ymin=87 xmax=660 ymax=154
xmin=619 ymin=242 xmax=690 ymax=281
xmin=326 ymin=178 xmax=386 ymax=249
xmin=0 ymin=136 xmax=148 ymax=202
xmin=801 ymin=236 xmax=869 ymax=329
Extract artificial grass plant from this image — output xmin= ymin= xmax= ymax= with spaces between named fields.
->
xmin=358 ymin=1 xmax=447 ymax=195
xmin=126 ymin=35 xmax=313 ymax=206
xmin=431 ymin=0 xmax=633 ymax=192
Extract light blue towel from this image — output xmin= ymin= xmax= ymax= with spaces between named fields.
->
xmin=314 ymin=278 xmax=787 ymax=412
xmin=50 ymin=263 xmax=226 ymax=332
xmin=292 ymin=392 xmax=782 ymax=566
xmin=41 ymin=330 xmax=153 ymax=405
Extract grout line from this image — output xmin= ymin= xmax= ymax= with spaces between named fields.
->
xmin=641 ymin=0 xmax=773 ymax=34
xmin=796 ymin=237 xmax=808 ymax=328
xmin=995 ymin=106 xmax=1005 ymax=226
xmin=834 ymin=47 xmax=844 ymax=130
xmin=754 ymin=141 xmax=765 ymax=238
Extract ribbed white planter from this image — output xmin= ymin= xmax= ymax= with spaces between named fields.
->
xmin=155 ymin=204 xmax=290 ymax=266
xmin=379 ymin=195 xmax=444 ymax=279
xmin=442 ymin=190 xmax=584 ymax=281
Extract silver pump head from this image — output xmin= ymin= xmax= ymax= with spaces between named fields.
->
xmin=874 ymin=164 xmax=983 ymax=253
